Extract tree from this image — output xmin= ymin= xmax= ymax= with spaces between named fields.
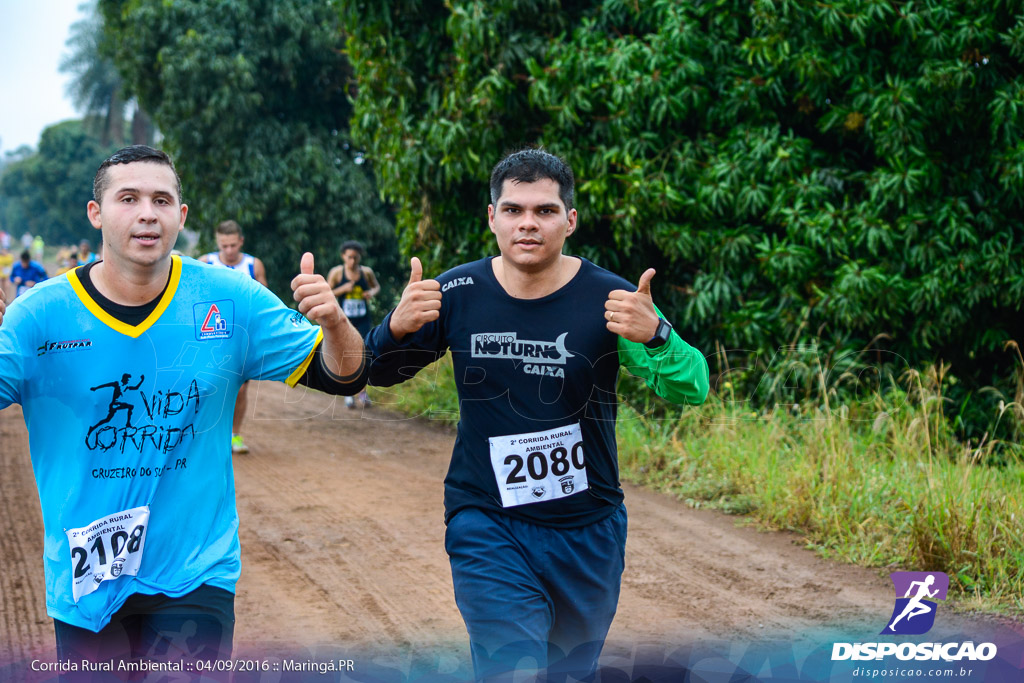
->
xmin=0 ymin=120 xmax=117 ymax=246
xmin=60 ymin=1 xmax=154 ymax=147
xmin=61 ymin=2 xmax=124 ymax=146
xmin=341 ymin=0 xmax=1024 ymax=442
xmin=98 ymin=0 xmax=399 ymax=299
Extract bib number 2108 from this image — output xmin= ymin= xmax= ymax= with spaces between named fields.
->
xmin=488 ymin=423 xmax=588 ymax=508
xmin=66 ymin=505 xmax=150 ymax=603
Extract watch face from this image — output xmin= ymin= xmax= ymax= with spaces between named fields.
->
xmin=646 ymin=319 xmax=672 ymax=348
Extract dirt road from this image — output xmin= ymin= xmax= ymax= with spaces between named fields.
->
xmin=2 ymin=382 xmax=1020 ymax=680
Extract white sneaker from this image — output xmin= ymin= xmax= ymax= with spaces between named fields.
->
xmin=345 ymin=395 xmax=356 ymax=409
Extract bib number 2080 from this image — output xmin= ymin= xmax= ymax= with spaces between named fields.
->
xmin=489 ymin=423 xmax=589 ymax=508
xmin=66 ymin=506 xmax=150 ymax=603
xmin=503 ymin=442 xmax=584 ymax=484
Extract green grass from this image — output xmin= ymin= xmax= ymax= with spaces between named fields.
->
xmin=369 ymin=354 xmax=1024 ymax=616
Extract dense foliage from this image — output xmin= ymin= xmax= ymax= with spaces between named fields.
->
xmin=342 ymin=0 xmax=1024 ymax=445
xmin=98 ymin=0 xmax=399 ymax=298
xmin=0 ymin=121 xmax=117 ymax=247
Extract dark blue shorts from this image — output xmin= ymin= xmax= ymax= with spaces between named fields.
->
xmin=445 ymin=505 xmax=627 ymax=681
xmin=53 ymin=583 xmax=234 ymax=678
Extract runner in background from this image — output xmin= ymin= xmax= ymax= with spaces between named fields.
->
xmin=0 ymin=243 xmax=13 ymax=301
xmin=200 ymin=220 xmax=268 ymax=453
xmin=11 ymin=250 xmax=47 ymax=297
xmin=77 ymin=239 xmax=98 ymax=265
xmin=55 ymin=248 xmax=78 ymax=276
xmin=327 ymin=240 xmax=380 ymax=408
xmin=32 ymin=234 xmax=45 ymax=261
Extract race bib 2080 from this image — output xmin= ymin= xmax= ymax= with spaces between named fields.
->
xmin=488 ymin=423 xmax=588 ymax=507
xmin=65 ymin=506 xmax=150 ymax=603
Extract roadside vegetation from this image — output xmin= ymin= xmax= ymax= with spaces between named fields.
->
xmin=369 ymin=350 xmax=1024 ymax=617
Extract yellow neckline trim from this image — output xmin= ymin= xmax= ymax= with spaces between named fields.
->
xmin=66 ymin=256 xmax=182 ymax=338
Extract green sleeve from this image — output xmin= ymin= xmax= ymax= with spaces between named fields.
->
xmin=616 ymin=304 xmax=709 ymax=405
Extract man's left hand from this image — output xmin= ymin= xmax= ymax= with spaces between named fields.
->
xmin=605 ymin=268 xmax=660 ymax=343
xmin=292 ymin=252 xmax=346 ymax=330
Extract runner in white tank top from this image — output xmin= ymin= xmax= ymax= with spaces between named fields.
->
xmin=200 ymin=220 xmax=268 ymax=454
xmin=205 ymin=251 xmax=257 ymax=278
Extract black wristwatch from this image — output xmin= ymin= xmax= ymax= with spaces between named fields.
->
xmin=644 ymin=318 xmax=673 ymax=349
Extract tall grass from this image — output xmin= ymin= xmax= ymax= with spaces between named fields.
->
xmin=369 ymin=353 xmax=1024 ymax=615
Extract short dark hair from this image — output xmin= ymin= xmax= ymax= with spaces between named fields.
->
xmin=20 ymin=250 xmax=30 ymax=262
xmin=216 ymin=220 xmax=243 ymax=237
xmin=93 ymin=145 xmax=182 ymax=205
xmin=340 ymin=240 xmax=364 ymax=256
xmin=489 ymin=148 xmax=574 ymax=211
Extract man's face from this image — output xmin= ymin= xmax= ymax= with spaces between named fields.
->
xmin=488 ymin=178 xmax=576 ymax=272
xmin=79 ymin=241 xmax=91 ymax=255
xmin=215 ymin=233 xmax=244 ymax=265
xmin=86 ymin=162 xmax=187 ymax=272
xmin=342 ymin=249 xmax=361 ymax=269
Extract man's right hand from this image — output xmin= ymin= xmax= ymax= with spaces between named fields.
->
xmin=0 ymin=287 xmax=5 ymax=327
xmin=388 ymin=257 xmax=441 ymax=341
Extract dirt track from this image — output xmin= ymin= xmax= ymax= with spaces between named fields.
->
xmin=2 ymin=381 xmax=1021 ymax=680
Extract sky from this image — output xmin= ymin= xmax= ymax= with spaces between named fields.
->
xmin=0 ymin=0 xmax=87 ymax=156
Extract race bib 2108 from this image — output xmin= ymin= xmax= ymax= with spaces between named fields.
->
xmin=65 ymin=506 xmax=149 ymax=603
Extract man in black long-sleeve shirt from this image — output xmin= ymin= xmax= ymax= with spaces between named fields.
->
xmin=366 ymin=149 xmax=709 ymax=681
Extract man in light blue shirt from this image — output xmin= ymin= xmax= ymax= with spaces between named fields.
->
xmin=0 ymin=145 xmax=368 ymax=667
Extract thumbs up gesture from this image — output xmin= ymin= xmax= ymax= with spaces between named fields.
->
xmin=0 ymin=286 xmax=6 ymax=328
xmin=389 ymin=257 xmax=442 ymax=341
xmin=291 ymin=252 xmax=345 ymax=329
xmin=605 ymin=268 xmax=660 ymax=343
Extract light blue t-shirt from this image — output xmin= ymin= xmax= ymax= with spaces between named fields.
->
xmin=0 ymin=255 xmax=322 ymax=631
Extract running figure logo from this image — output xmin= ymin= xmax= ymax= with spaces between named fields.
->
xmin=87 ymin=373 xmax=145 ymax=436
xmin=881 ymin=571 xmax=949 ymax=635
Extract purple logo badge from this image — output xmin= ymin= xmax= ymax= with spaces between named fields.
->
xmin=881 ymin=572 xmax=948 ymax=635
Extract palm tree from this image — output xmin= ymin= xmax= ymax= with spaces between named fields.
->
xmin=60 ymin=1 xmax=154 ymax=146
